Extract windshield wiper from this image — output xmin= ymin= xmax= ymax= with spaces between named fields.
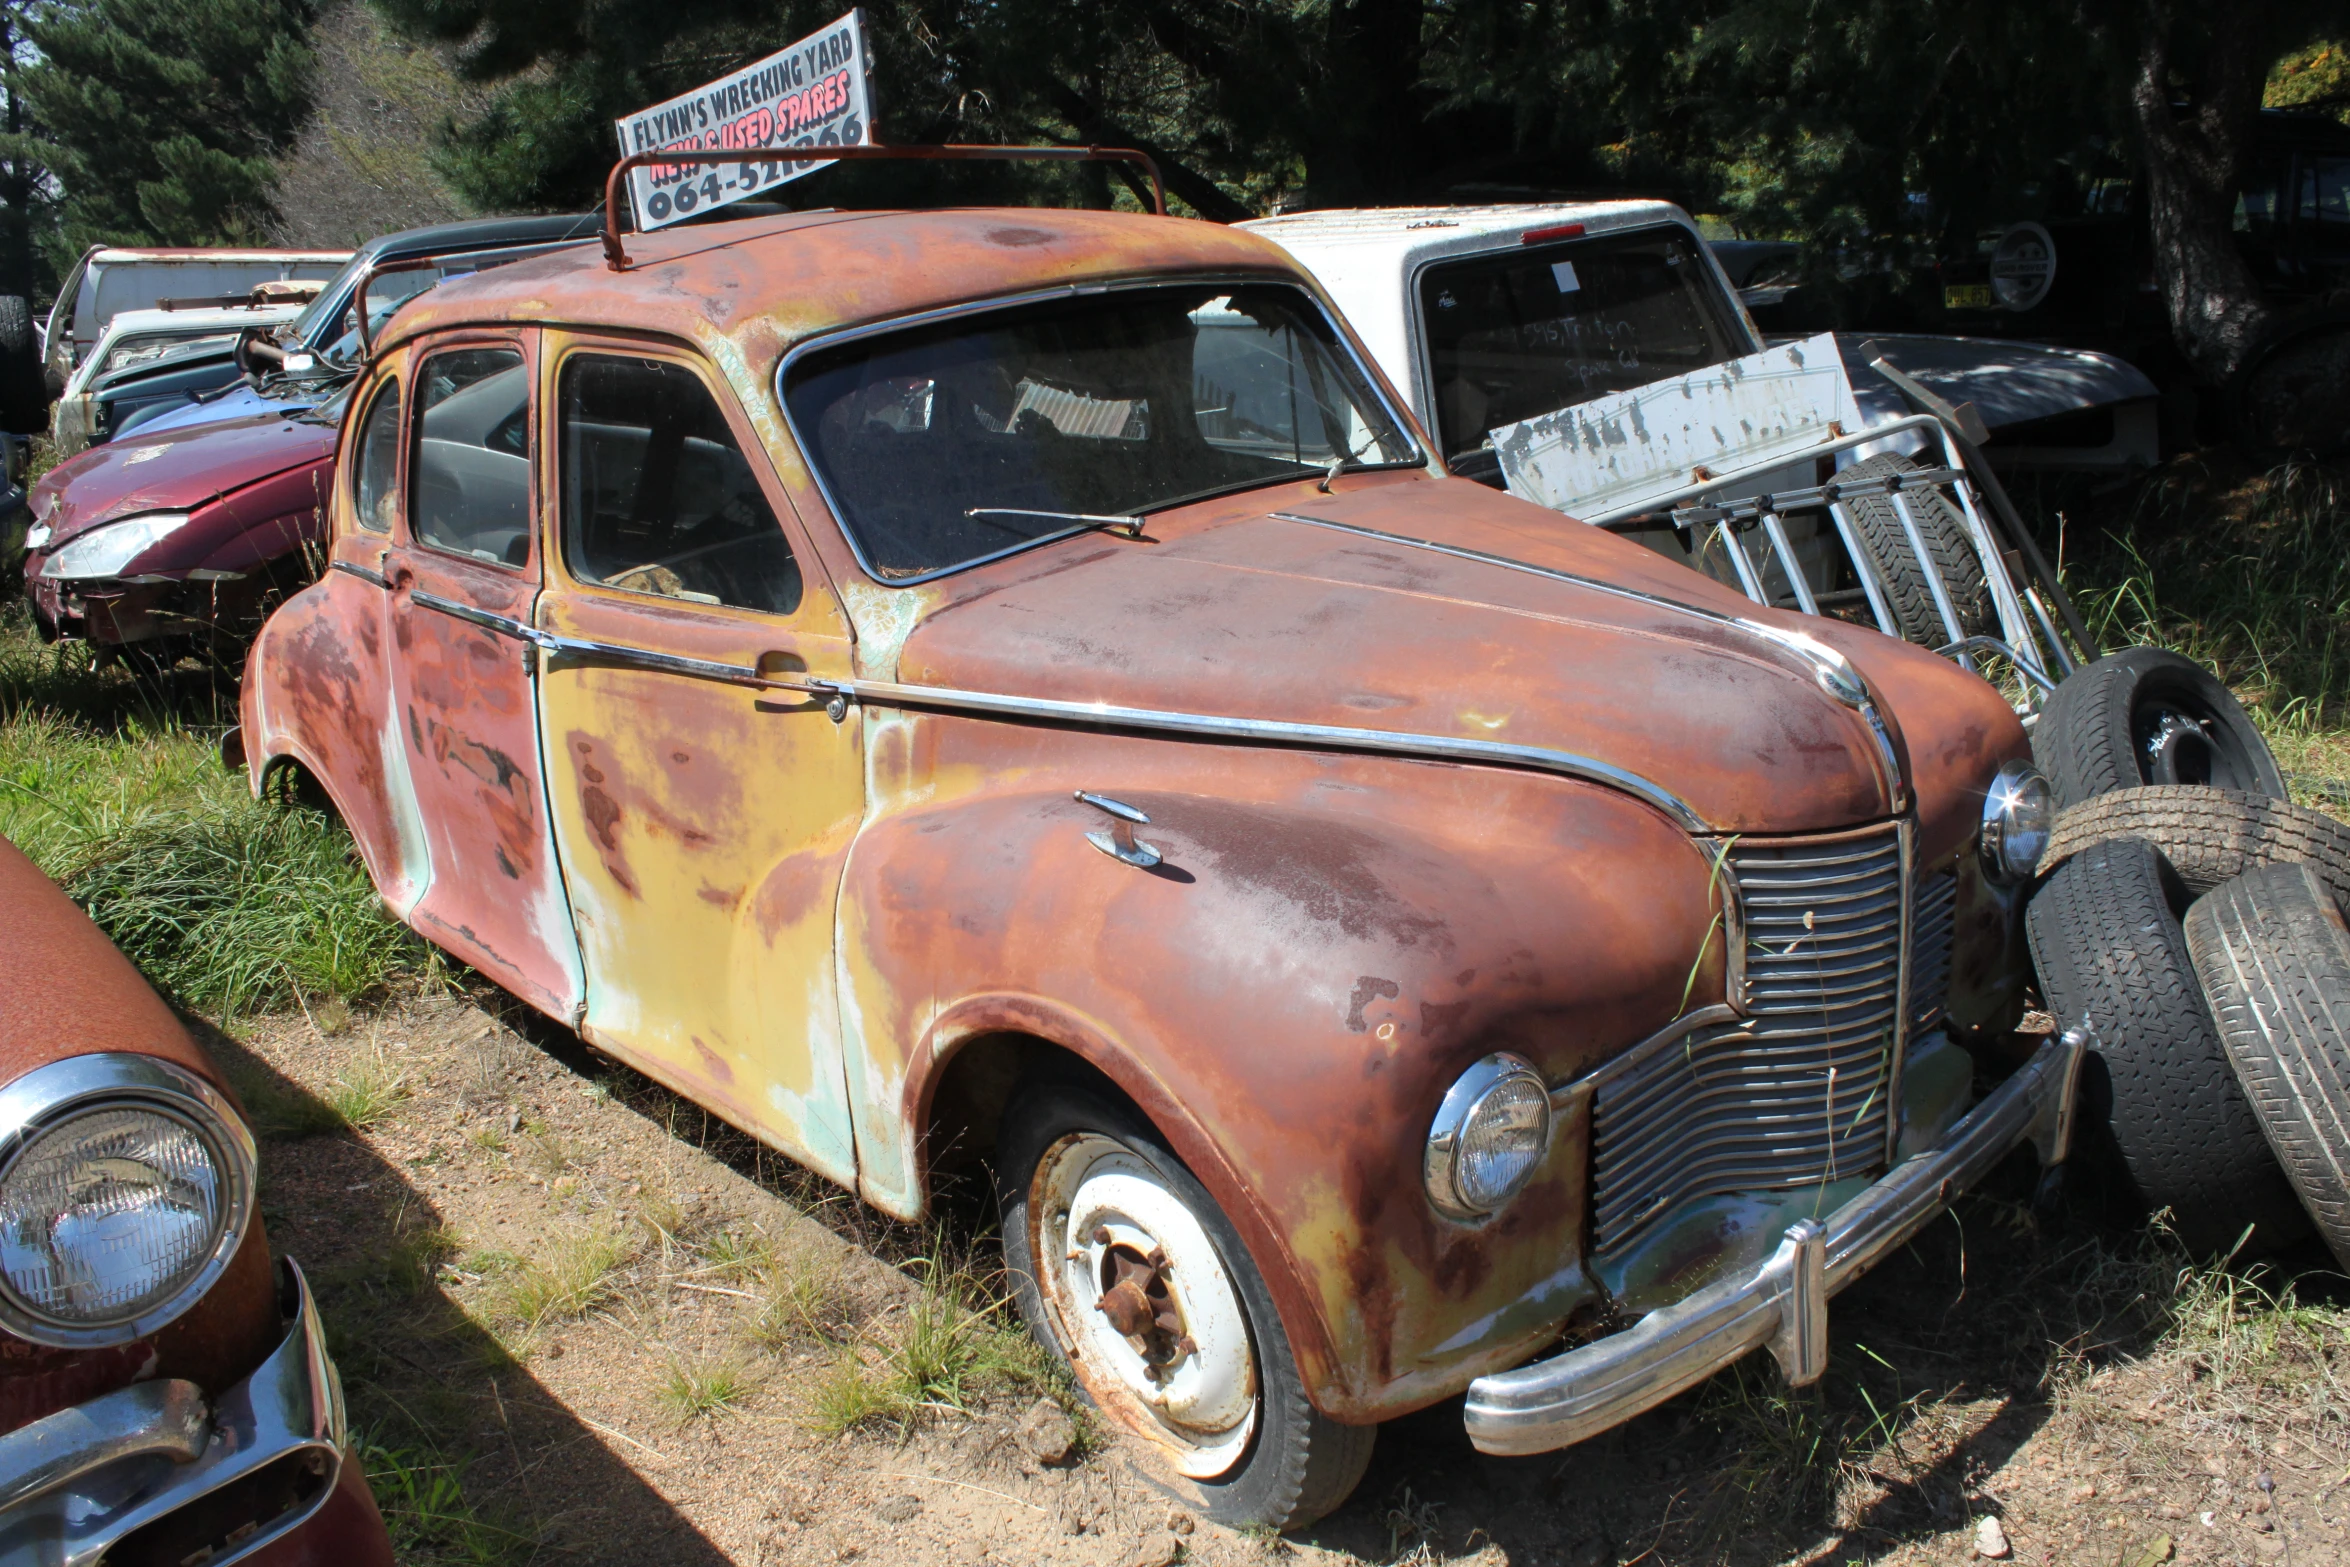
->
xmin=965 ymin=507 xmax=1145 ymax=539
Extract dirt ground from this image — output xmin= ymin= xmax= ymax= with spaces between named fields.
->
xmin=207 ymin=987 xmax=2350 ymax=1567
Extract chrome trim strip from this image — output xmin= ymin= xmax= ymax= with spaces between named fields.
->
xmin=0 ymin=1259 xmax=349 ymax=1567
xmin=1887 ymin=819 xmax=1917 ymax=1165
xmin=328 ymin=558 xmax=388 ymax=589
xmin=441 ymin=613 xmax=1711 ymax=829
xmin=1464 ymin=1030 xmax=2084 ymax=1456
xmin=770 ymin=273 xmax=1430 ymax=590
xmin=0 ymin=1055 xmax=257 ymax=1348
xmin=1549 ymin=1005 xmax=1743 ymax=1112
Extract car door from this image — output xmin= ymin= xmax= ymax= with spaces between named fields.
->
xmin=383 ymin=331 xmax=584 ymax=1021
xmin=533 ymin=335 xmax=864 ymax=1187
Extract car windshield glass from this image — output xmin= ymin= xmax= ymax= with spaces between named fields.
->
xmin=100 ymin=329 xmax=241 ymax=377
xmin=783 ymin=282 xmax=1420 ymax=580
xmin=1418 ymin=226 xmax=1746 ymax=460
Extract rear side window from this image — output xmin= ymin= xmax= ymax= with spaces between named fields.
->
xmin=1418 ymin=227 xmax=1746 ymax=459
xmin=352 ymin=379 xmax=399 ymax=533
xmin=558 ymin=354 xmax=802 ymax=615
xmin=412 ymin=347 xmax=531 ymax=567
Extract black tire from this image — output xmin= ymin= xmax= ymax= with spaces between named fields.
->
xmin=1839 ymin=451 xmax=1993 ymax=648
xmin=2040 ymin=786 xmax=2350 ymax=910
xmin=0 ymin=296 xmax=47 ymax=435
xmin=2031 ymin=647 xmax=2285 ymax=809
xmin=2184 ymin=864 xmax=2350 ymax=1269
xmin=2025 ymin=837 xmax=2309 ymax=1255
xmin=998 ymin=1078 xmax=1374 ymax=1531
xmin=2230 ymin=308 xmax=2350 ymax=460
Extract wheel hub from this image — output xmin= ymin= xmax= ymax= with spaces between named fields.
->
xmin=1034 ymin=1136 xmax=1258 ymax=1478
xmin=2139 ymin=704 xmax=2219 ymax=787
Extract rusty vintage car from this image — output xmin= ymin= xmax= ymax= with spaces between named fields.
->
xmin=0 ymin=835 xmax=391 ymax=1565
xmin=234 ymin=150 xmax=2083 ymax=1529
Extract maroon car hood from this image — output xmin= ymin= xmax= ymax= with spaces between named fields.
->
xmin=33 ymin=412 xmax=335 ymax=544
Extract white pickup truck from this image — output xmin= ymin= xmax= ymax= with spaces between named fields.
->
xmin=1242 ymin=201 xmax=2116 ymax=695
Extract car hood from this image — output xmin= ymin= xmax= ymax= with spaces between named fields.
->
xmin=893 ymin=475 xmax=2020 ymax=837
xmin=32 ymin=410 xmax=335 ymax=542
xmin=1839 ymin=333 xmax=2157 ymax=430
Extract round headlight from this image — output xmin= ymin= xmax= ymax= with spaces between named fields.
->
xmin=1425 ymin=1054 xmax=1553 ymax=1221
xmin=1980 ymin=760 xmax=2054 ymax=884
xmin=0 ymin=1056 xmax=254 ymax=1346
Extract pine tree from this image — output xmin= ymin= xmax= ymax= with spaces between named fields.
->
xmin=21 ymin=0 xmax=317 ymax=252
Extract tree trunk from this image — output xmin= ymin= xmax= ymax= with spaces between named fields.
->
xmin=2128 ymin=4 xmax=2278 ymax=385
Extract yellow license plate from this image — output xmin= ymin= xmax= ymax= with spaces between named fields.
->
xmin=1944 ymin=284 xmax=1994 ymax=311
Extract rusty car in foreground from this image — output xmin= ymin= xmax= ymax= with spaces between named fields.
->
xmin=0 ymin=836 xmax=392 ymax=1565
xmin=234 ymin=153 xmax=2083 ymax=1529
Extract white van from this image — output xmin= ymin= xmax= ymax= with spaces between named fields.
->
xmin=40 ymin=246 xmax=348 ymax=395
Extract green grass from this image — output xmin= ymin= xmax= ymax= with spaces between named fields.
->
xmin=658 ymin=1355 xmax=757 ymax=1422
xmin=803 ymin=1254 xmax=1056 ymax=1437
xmin=492 ymin=1228 xmax=633 ymax=1329
xmin=363 ymin=1439 xmax=540 ymax=1565
xmin=2028 ymin=455 xmax=2350 ymax=734
xmin=0 ymin=619 xmax=434 ymax=1013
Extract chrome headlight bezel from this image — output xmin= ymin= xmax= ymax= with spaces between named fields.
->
xmin=1980 ymin=759 xmax=2054 ymax=885
xmin=1424 ymin=1053 xmax=1553 ymax=1222
xmin=0 ymin=1054 xmax=257 ymax=1347
xmin=38 ymin=511 xmax=191 ymax=582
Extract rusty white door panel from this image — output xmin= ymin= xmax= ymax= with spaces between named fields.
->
xmin=1491 ymin=333 xmax=1859 ymax=520
xmin=384 ymin=333 xmax=584 ymax=1020
xmin=533 ymin=335 xmax=864 ymax=1187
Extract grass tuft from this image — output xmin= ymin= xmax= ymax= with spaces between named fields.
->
xmin=363 ymin=1438 xmax=539 ymax=1565
xmin=493 ymin=1228 xmax=632 ymax=1329
xmin=747 ymin=1249 xmax=860 ymax=1350
xmin=658 ymin=1355 xmax=757 ymax=1422
xmin=326 ymin=1047 xmax=410 ymax=1130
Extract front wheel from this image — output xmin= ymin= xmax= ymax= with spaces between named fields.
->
xmin=997 ymin=1079 xmax=1374 ymax=1531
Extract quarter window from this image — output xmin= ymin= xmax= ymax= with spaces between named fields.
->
xmin=352 ymin=379 xmax=399 ymax=534
xmin=413 ymin=347 xmax=532 ymax=567
xmin=559 ymin=354 xmax=802 ymax=615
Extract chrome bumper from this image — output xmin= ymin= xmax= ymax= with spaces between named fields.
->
xmin=1464 ymin=1029 xmax=2088 ymax=1456
xmin=0 ymin=1258 xmax=351 ymax=1567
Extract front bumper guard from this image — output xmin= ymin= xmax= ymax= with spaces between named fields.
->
xmin=0 ymin=1257 xmax=350 ymax=1566
xmin=1464 ymin=1028 xmax=2088 ymax=1456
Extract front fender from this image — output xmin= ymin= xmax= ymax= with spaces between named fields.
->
xmin=838 ymin=714 xmax=1725 ymax=1420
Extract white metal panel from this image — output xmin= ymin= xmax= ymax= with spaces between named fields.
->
xmin=1489 ymin=333 xmax=1860 ymax=519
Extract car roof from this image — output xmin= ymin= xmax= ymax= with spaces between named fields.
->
xmin=89 ymin=246 xmax=351 ymax=265
xmin=384 ymin=207 xmax=1308 ymax=359
xmin=357 ymin=211 xmax=609 ymax=264
xmin=1236 ymin=200 xmax=1693 ymax=269
xmin=99 ymin=302 xmax=307 ymax=337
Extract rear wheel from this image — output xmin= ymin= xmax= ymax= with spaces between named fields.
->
xmin=998 ymin=1079 xmax=1374 ymax=1531
xmin=1838 ymin=451 xmax=1993 ymax=648
xmin=2025 ymin=836 xmax=2308 ymax=1255
xmin=2183 ymin=863 xmax=2350 ymax=1269
xmin=2031 ymin=648 xmax=2285 ymax=809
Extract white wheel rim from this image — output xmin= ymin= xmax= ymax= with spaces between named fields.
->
xmin=1033 ymin=1134 xmax=1257 ymax=1478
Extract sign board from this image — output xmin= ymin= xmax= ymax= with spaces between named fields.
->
xmin=614 ymin=10 xmax=876 ymax=232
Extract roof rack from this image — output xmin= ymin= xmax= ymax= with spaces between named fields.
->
xmin=599 ymin=144 xmax=1168 ymax=271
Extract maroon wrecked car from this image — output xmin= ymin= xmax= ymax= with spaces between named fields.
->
xmin=0 ymin=834 xmax=393 ymax=1564
xmin=22 ymin=403 xmax=338 ymax=667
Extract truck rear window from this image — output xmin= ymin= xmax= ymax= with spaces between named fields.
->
xmin=1418 ymin=227 xmax=1747 ymax=460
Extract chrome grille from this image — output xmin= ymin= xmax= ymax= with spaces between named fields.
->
xmin=1590 ymin=826 xmax=1914 ymax=1259
xmin=1907 ymin=866 xmax=1959 ymax=1032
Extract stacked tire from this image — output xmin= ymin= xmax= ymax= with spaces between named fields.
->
xmin=2025 ymin=648 xmax=2349 ymax=1265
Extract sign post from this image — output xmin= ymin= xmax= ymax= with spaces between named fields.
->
xmin=614 ymin=9 xmax=876 ymax=232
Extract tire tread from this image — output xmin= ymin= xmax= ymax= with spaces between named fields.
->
xmin=2040 ymin=785 xmax=2350 ymax=907
xmin=2183 ymin=864 xmax=2350 ymax=1269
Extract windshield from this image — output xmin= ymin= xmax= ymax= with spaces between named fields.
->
xmin=1418 ymin=226 xmax=1748 ymax=460
xmin=99 ymin=328 xmax=243 ymax=377
xmin=783 ymin=283 xmax=1420 ymax=580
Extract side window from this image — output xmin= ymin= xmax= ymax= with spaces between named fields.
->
xmin=412 ymin=346 xmax=532 ymax=567
xmin=558 ymin=354 xmax=802 ymax=615
xmin=352 ymin=379 xmax=399 ymax=533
